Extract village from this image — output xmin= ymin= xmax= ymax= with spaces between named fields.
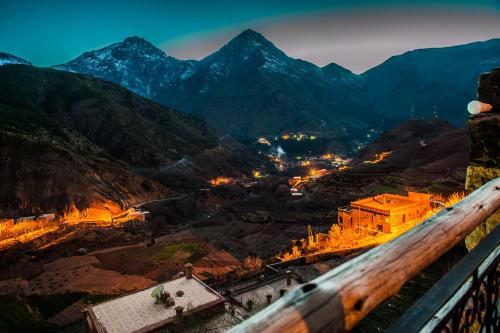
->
xmin=0 ymin=65 xmax=491 ymax=331
xmin=1 ymin=2 xmax=499 ymax=331
xmin=0 ymin=141 xmax=465 ymax=333
xmin=0 ymin=207 xmax=150 ymax=250
xmin=75 ymin=188 xmax=463 ymax=333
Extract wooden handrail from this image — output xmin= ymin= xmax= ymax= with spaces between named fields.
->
xmin=228 ymin=177 xmax=500 ymax=333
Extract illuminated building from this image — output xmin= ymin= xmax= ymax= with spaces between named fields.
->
xmin=277 ymin=192 xmax=462 ymax=262
xmin=309 ymin=168 xmax=329 ymax=179
xmin=210 ymin=177 xmax=233 ymax=186
xmin=338 ymin=192 xmax=431 ymax=234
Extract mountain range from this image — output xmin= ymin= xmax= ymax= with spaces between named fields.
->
xmin=47 ymin=30 xmax=500 ymax=138
xmin=53 ymin=30 xmax=371 ymax=139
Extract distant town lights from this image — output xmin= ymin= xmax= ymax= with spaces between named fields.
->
xmin=467 ymin=100 xmax=492 ymax=115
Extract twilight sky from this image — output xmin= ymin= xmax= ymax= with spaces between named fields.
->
xmin=1 ymin=0 xmax=499 ymax=73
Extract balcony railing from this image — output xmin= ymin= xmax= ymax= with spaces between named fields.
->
xmin=228 ymin=177 xmax=500 ymax=333
xmin=388 ymin=225 xmax=499 ymax=333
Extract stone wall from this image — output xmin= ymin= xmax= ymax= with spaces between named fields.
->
xmin=465 ymin=68 xmax=500 ymax=249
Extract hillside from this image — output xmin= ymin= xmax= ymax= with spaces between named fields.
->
xmin=0 ymin=133 xmax=169 ymax=218
xmin=0 ymin=65 xmax=218 ymax=216
xmin=309 ymin=118 xmax=469 ymax=208
xmin=0 ymin=65 xmax=216 ymax=168
xmin=353 ymin=118 xmax=457 ymax=168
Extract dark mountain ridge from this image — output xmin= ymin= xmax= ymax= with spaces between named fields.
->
xmin=361 ymin=39 xmax=500 ymax=128
xmin=0 ymin=65 xmax=217 ymax=216
xmin=0 ymin=65 xmax=216 ymax=168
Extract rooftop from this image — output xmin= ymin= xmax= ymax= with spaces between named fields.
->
xmin=229 ymin=275 xmax=301 ymax=312
xmin=352 ymin=193 xmax=420 ymax=211
xmin=87 ymin=276 xmax=224 ymax=333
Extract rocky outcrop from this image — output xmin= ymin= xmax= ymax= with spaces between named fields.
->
xmin=464 ymin=68 xmax=500 ymax=250
xmin=467 ymin=68 xmax=500 ymax=180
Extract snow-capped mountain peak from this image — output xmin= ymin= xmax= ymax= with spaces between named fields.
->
xmin=122 ymin=36 xmax=153 ymax=46
xmin=53 ymin=36 xmax=191 ymax=98
xmin=210 ymin=29 xmax=286 ymax=61
xmin=198 ymin=29 xmax=294 ymax=78
xmin=0 ymin=52 xmax=32 ymax=66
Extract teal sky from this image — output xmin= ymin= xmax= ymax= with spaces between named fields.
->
xmin=1 ymin=0 xmax=499 ymax=72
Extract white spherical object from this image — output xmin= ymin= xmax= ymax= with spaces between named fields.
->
xmin=467 ymin=101 xmax=482 ymax=115
xmin=467 ymin=100 xmax=493 ymax=115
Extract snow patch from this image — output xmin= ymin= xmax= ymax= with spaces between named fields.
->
xmin=180 ymin=67 xmax=195 ymax=80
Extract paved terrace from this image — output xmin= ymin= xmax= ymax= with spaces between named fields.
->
xmin=87 ymin=276 xmax=224 ymax=333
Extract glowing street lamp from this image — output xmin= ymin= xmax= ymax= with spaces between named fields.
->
xmin=467 ymin=100 xmax=492 ymax=115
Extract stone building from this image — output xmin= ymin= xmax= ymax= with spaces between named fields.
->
xmin=338 ymin=192 xmax=431 ymax=233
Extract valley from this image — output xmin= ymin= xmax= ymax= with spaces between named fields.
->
xmin=0 ymin=24 xmax=497 ymax=333
xmin=0 ymin=104 xmax=470 ymax=332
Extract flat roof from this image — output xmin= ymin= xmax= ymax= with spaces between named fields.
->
xmin=231 ymin=276 xmax=300 ymax=310
xmin=352 ymin=193 xmax=419 ymax=212
xmin=89 ymin=276 xmax=224 ymax=333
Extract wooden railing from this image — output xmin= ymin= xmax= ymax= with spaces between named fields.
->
xmin=228 ymin=177 xmax=500 ymax=333
xmin=387 ymin=224 xmax=499 ymax=333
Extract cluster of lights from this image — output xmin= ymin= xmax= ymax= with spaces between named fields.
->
xmin=252 ymin=170 xmax=262 ymax=179
xmin=364 ymin=151 xmax=393 ymax=165
xmin=280 ymin=132 xmax=317 ymax=141
xmin=257 ymin=137 xmax=271 ymax=146
xmin=322 ymin=153 xmax=333 ymax=160
xmin=209 ymin=176 xmax=233 ymax=186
